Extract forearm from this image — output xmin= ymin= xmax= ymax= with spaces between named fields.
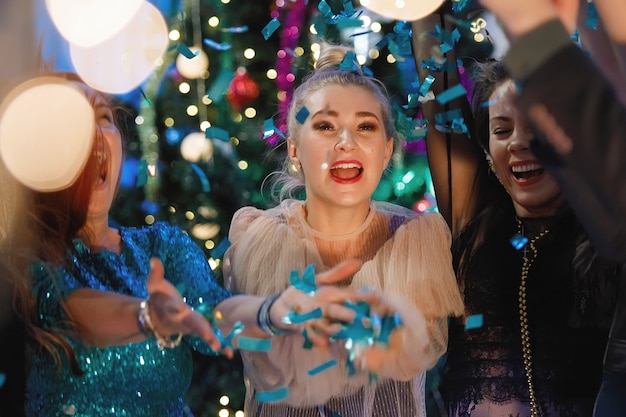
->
xmin=65 ymin=289 xmax=146 ymax=347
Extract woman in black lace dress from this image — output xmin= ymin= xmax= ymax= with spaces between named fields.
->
xmin=412 ymin=9 xmax=623 ymax=417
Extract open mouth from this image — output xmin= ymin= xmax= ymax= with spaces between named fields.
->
xmin=96 ymin=150 xmax=108 ymax=185
xmin=330 ymin=162 xmax=363 ymax=181
xmin=510 ymin=162 xmax=544 ymax=181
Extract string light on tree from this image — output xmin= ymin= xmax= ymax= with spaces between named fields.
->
xmin=176 ymin=46 xmax=210 ymax=79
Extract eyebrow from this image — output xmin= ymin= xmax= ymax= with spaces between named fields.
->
xmin=311 ymin=109 xmax=380 ymax=120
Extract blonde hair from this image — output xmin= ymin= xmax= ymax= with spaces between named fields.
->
xmin=269 ymin=43 xmax=396 ymax=201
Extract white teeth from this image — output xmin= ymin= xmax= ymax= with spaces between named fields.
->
xmin=332 ymin=163 xmax=361 ymax=169
xmin=511 ymin=163 xmax=541 ymax=173
xmin=96 ymin=150 xmax=107 ymax=163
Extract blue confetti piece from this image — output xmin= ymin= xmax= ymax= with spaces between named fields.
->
xmin=465 ymin=314 xmax=483 ymax=330
xmin=318 ymin=0 xmax=333 ymax=19
xmin=238 ymin=336 xmax=272 ymax=352
xmin=205 ymin=126 xmax=230 ymax=142
xmin=302 ymin=328 xmax=313 ymax=349
xmin=203 ymin=38 xmax=232 ymax=51
xmin=177 ymin=43 xmax=200 ymax=59
xmin=308 ymin=359 xmax=338 ymax=376
xmin=295 ymin=107 xmax=310 ymax=124
xmin=436 ymin=83 xmax=467 ymax=105
xmin=585 ymin=1 xmax=598 ymax=29
xmin=206 ymin=70 xmax=234 ymax=102
xmin=261 ymin=18 xmax=281 ymax=40
xmin=0 ymin=373 xmax=5 ymax=388
xmin=419 ymin=74 xmax=435 ymax=97
xmin=256 ymin=386 xmax=289 ymax=403
xmin=189 ymin=163 xmax=211 ymax=192
xmin=335 ymin=17 xmax=363 ymax=30
xmin=263 ymin=118 xmax=285 ymax=140
xmin=349 ymin=30 xmax=374 ymax=38
xmin=481 ymin=99 xmax=498 ymax=107
xmin=510 ymin=233 xmax=529 ymax=250
xmin=135 ymin=160 xmax=148 ymax=187
xmin=289 ymin=264 xmax=317 ymax=294
xmin=211 ymin=238 xmax=231 ymax=259
xmin=219 ymin=321 xmax=244 ymax=349
xmin=286 ymin=307 xmax=323 ymax=325
xmin=220 ymin=25 xmax=249 ymax=33
xmin=339 ymin=51 xmax=358 ymax=71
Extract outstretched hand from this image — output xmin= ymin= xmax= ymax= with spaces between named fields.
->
xmin=145 ymin=258 xmax=232 ymax=358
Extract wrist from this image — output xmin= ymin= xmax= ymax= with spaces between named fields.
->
xmin=257 ymin=292 xmax=293 ymax=336
xmin=137 ymin=297 xmax=183 ymax=350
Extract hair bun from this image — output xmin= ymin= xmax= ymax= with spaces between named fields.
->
xmin=314 ymin=42 xmax=355 ymax=71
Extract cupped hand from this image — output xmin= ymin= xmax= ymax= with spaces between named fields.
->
xmin=145 ymin=258 xmax=232 ymax=357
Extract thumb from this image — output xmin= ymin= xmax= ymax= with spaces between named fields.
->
xmin=315 ymin=258 xmax=362 ymax=286
xmin=145 ymin=257 xmax=165 ymax=292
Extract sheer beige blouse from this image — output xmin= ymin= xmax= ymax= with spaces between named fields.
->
xmin=223 ymin=199 xmax=464 ymax=417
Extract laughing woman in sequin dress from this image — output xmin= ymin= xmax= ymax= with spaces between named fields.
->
xmin=7 ymin=74 xmax=363 ymax=417
xmin=412 ymin=7 xmax=624 ymax=417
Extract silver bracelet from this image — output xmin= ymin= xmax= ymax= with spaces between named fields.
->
xmin=256 ymin=292 xmax=287 ymax=336
xmin=138 ymin=297 xmax=183 ymax=350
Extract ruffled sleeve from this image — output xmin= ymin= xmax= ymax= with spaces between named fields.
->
xmin=352 ymin=211 xmax=464 ymax=380
xmin=223 ymin=203 xmax=370 ymax=406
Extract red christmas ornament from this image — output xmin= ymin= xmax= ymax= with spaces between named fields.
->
xmin=226 ymin=68 xmax=259 ymax=111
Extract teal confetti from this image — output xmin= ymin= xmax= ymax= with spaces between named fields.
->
xmin=206 ymin=69 xmax=234 ymax=102
xmin=295 ymin=107 xmax=310 ymax=124
xmin=0 ymin=373 xmax=5 ymax=388
xmin=302 ymin=328 xmax=313 ymax=349
xmin=286 ymin=307 xmax=323 ymax=325
xmin=436 ymin=83 xmax=467 ymax=105
xmin=177 ymin=43 xmax=200 ymax=59
xmin=135 ymin=160 xmax=148 ymax=187
xmin=210 ymin=238 xmax=231 ymax=259
xmin=263 ymin=118 xmax=285 ymax=140
xmin=335 ymin=17 xmax=363 ymax=30
xmin=238 ymin=336 xmax=272 ymax=352
xmin=203 ymin=38 xmax=232 ymax=51
xmin=585 ymin=1 xmax=598 ymax=29
xmin=312 ymin=14 xmax=328 ymax=38
xmin=256 ymin=386 xmax=289 ymax=403
xmin=465 ymin=314 xmax=483 ymax=330
xmin=419 ymin=74 xmax=435 ymax=97
xmin=349 ymin=30 xmax=374 ymax=38
xmin=139 ymin=88 xmax=152 ymax=106
xmin=262 ymin=18 xmax=281 ymax=40
xmin=510 ymin=234 xmax=529 ymax=250
xmin=205 ymin=126 xmax=230 ymax=142
xmin=189 ymin=163 xmax=210 ymax=193
xmin=289 ymin=264 xmax=317 ymax=294
xmin=308 ymin=359 xmax=338 ymax=376
xmin=220 ymin=321 xmax=244 ymax=349
xmin=339 ymin=51 xmax=358 ymax=71
xmin=220 ymin=26 xmax=248 ymax=33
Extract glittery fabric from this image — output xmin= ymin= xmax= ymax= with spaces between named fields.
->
xmin=25 ymin=222 xmax=231 ymax=417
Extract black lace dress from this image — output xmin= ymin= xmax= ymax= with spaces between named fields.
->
xmin=442 ymin=209 xmax=621 ymax=417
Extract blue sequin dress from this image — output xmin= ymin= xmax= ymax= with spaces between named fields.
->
xmin=25 ymin=222 xmax=231 ymax=417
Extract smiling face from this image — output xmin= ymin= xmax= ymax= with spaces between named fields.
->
xmin=288 ymin=84 xmax=393 ymax=210
xmin=487 ymin=80 xmax=565 ymax=217
xmin=72 ymin=82 xmax=123 ymax=221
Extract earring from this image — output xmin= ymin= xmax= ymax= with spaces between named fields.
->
xmin=290 ymin=159 xmax=302 ymax=173
xmin=487 ymin=158 xmax=496 ymax=174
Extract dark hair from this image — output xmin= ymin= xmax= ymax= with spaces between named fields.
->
xmin=457 ymin=59 xmax=616 ymax=290
xmin=470 ymin=59 xmax=508 ymax=153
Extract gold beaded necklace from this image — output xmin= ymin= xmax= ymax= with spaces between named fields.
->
xmin=517 ymin=218 xmax=550 ymax=417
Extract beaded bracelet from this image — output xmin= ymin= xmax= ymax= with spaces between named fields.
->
xmin=138 ymin=297 xmax=183 ymax=350
xmin=256 ymin=292 xmax=288 ymax=336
